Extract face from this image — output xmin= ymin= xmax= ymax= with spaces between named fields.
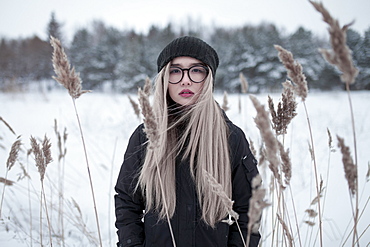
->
xmin=167 ymin=56 xmax=207 ymax=106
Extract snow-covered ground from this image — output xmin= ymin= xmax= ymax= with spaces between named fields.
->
xmin=0 ymin=89 xmax=369 ymax=246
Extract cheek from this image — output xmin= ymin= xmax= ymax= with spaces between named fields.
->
xmin=167 ymin=85 xmax=177 ymax=100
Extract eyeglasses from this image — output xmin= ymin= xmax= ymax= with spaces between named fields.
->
xmin=169 ymin=65 xmax=209 ymax=84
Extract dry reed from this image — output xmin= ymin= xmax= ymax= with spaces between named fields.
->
xmin=0 ymin=136 xmax=22 ymax=218
xmin=278 ymin=141 xmax=291 ymax=187
xmin=137 ymin=84 xmax=176 ymax=246
xmin=53 ymin=119 xmax=67 ymax=246
xmin=50 ymin=36 xmax=90 ymax=99
xmin=337 ymin=135 xmax=357 ymax=195
xmin=222 ymin=91 xmax=230 ymax=111
xmin=246 ymin=174 xmax=270 ymax=246
xmin=268 ymin=85 xmax=297 ymax=136
xmin=310 ymin=2 xmax=360 ymax=244
xmin=310 ymin=1 xmax=358 ymax=86
xmin=0 ymin=116 xmax=16 ymax=135
xmin=30 ymin=135 xmax=53 ymax=246
xmin=305 ymin=209 xmax=318 ymax=218
xmin=0 ymin=178 xmax=14 ymax=186
xmin=6 ymin=136 xmax=22 ymax=171
xmin=249 ymin=95 xmax=283 ymax=188
xmin=143 ymin=76 xmax=152 ymax=95
xmin=138 ymin=88 xmax=159 ymax=149
xmin=50 ymin=35 xmax=102 ymax=247
xmin=128 ymin=95 xmax=141 ymax=119
xmin=203 ymin=169 xmax=245 ymax=246
xmin=239 ymin=72 xmax=249 ymax=94
xmin=274 ymin=46 xmax=308 ymax=102
xmin=275 ymin=44 xmax=323 ymax=246
xmin=277 ymin=213 xmax=293 ymax=247
xmin=203 ymin=169 xmax=239 ymax=220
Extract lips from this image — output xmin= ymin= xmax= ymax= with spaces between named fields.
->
xmin=179 ymin=89 xmax=194 ymax=97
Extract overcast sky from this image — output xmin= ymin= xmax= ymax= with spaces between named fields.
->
xmin=1 ymin=0 xmax=369 ymax=42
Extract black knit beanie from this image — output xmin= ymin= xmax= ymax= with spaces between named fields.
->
xmin=157 ymin=36 xmax=219 ymax=77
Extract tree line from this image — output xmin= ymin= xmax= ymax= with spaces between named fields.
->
xmin=0 ymin=13 xmax=369 ymax=92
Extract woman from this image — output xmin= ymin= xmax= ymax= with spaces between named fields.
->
xmin=115 ymin=36 xmax=261 ymax=247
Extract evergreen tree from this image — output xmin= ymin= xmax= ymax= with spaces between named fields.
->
xmin=47 ymin=12 xmax=63 ymax=42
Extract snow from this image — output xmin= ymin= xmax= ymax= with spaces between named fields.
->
xmin=0 ymin=88 xmax=369 ymax=246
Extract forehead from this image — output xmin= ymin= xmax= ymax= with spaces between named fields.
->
xmin=171 ymin=56 xmax=202 ymax=66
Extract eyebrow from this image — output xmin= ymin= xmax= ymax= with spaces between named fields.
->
xmin=170 ymin=62 xmax=205 ymax=67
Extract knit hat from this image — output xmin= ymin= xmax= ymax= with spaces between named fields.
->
xmin=157 ymin=36 xmax=219 ymax=77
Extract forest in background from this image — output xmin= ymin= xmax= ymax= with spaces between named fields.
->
xmin=0 ymin=13 xmax=369 ymax=93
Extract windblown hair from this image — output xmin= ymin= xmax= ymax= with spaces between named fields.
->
xmin=138 ymin=63 xmax=231 ymax=227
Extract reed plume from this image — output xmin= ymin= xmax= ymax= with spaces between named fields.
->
xmin=30 ymin=136 xmax=52 ymax=181
xmin=0 ymin=178 xmax=14 ymax=186
xmin=274 ymin=45 xmax=308 ymax=102
xmin=310 ymin=1 xmax=358 ymax=86
xmin=128 ymin=95 xmax=141 ymax=119
xmin=0 ymin=136 xmax=22 ymax=218
xmin=50 ymin=36 xmax=90 ymax=99
xmin=138 ymin=88 xmax=159 ymax=149
xmin=30 ymin=135 xmax=53 ymax=246
xmin=239 ymin=72 xmax=249 ymax=94
xmin=143 ymin=76 xmax=152 ymax=95
xmin=6 ymin=136 xmax=22 ymax=171
xmin=203 ymin=169 xmax=238 ymax=220
xmin=246 ymin=174 xmax=269 ymax=246
xmin=268 ymin=85 xmax=297 ymax=136
xmin=305 ymin=209 xmax=318 ymax=218
xmin=278 ymin=141 xmax=292 ymax=187
xmin=250 ymin=95 xmax=282 ymax=188
xmin=337 ymin=136 xmax=357 ymax=195
xmin=222 ymin=91 xmax=230 ymax=111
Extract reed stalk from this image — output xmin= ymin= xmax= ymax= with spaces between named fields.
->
xmin=138 ymin=86 xmax=176 ymax=247
xmin=0 ymin=136 xmax=22 ymax=218
xmin=30 ymin=135 xmax=53 ymax=246
xmin=275 ymin=44 xmax=323 ymax=246
xmin=50 ymin=36 xmax=102 ymax=247
xmin=310 ymin=2 xmax=360 ymax=245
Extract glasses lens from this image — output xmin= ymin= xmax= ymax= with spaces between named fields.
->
xmin=189 ymin=66 xmax=208 ymax=83
xmin=169 ymin=67 xmax=182 ymax=84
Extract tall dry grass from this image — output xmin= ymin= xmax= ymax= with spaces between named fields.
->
xmin=30 ymin=135 xmax=53 ymax=246
xmin=0 ymin=136 xmax=22 ymax=218
xmin=310 ymin=1 xmax=360 ymax=245
xmin=0 ymin=2 xmax=367 ymax=246
xmin=137 ymin=79 xmax=177 ymax=246
xmin=244 ymin=2 xmax=365 ymax=247
xmin=50 ymin=36 xmax=102 ymax=247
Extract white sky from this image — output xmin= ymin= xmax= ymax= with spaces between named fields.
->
xmin=0 ymin=0 xmax=369 ymax=42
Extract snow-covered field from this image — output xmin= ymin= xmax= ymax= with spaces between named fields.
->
xmin=0 ymin=89 xmax=369 ymax=246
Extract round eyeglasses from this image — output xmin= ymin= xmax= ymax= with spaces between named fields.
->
xmin=169 ymin=65 xmax=209 ymax=84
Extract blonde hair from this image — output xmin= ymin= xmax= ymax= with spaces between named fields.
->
xmin=138 ymin=63 xmax=231 ymax=227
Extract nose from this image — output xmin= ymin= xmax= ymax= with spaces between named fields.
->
xmin=180 ymin=70 xmax=192 ymax=85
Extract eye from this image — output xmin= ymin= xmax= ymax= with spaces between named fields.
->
xmin=170 ymin=67 xmax=182 ymax=74
xmin=191 ymin=66 xmax=206 ymax=74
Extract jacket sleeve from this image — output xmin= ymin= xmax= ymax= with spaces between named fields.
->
xmin=114 ymin=125 xmax=146 ymax=247
xmin=228 ymin=127 xmax=261 ymax=247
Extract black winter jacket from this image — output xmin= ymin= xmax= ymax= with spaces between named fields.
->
xmin=115 ymin=117 xmax=261 ymax=247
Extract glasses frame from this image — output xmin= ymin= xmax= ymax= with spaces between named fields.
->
xmin=168 ymin=65 xmax=209 ymax=84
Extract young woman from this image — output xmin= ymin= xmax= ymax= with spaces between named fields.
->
xmin=115 ymin=36 xmax=261 ymax=247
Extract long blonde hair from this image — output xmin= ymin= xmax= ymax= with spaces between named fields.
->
xmin=138 ymin=63 xmax=231 ymax=227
